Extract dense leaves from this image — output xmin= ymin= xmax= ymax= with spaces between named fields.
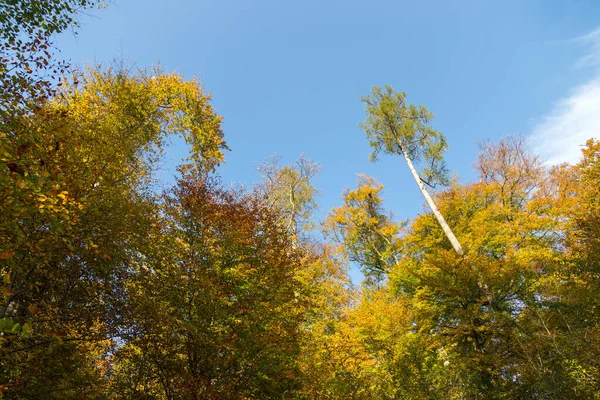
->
xmin=0 ymin=64 xmax=226 ymax=398
xmin=110 ymin=173 xmax=305 ymax=399
xmin=2 ymin=3 xmax=600 ymax=398
xmin=325 ymin=175 xmax=402 ymax=285
xmin=1 ymin=0 xmax=103 ymax=116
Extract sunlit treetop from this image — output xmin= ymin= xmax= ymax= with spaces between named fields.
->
xmin=325 ymin=175 xmax=403 ymax=284
xmin=360 ymin=85 xmax=449 ymax=187
xmin=54 ymin=64 xmax=228 ymax=175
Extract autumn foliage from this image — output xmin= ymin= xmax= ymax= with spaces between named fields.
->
xmin=2 ymin=2 xmax=600 ymax=399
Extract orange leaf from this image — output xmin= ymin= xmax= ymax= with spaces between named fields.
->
xmin=28 ymin=304 xmax=40 ymax=315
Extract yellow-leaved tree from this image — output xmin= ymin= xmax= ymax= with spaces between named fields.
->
xmin=0 ymin=64 xmax=226 ymax=398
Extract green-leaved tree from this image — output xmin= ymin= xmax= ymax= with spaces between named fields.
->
xmin=360 ymin=85 xmax=463 ymax=255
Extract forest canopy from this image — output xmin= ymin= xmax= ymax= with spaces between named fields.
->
xmin=1 ymin=2 xmax=600 ymax=399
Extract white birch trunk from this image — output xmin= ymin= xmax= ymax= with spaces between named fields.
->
xmin=398 ymin=141 xmax=464 ymax=255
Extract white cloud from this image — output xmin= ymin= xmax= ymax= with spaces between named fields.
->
xmin=529 ymin=27 xmax=600 ymax=165
xmin=529 ymin=76 xmax=600 ymax=165
xmin=573 ymin=26 xmax=600 ymax=69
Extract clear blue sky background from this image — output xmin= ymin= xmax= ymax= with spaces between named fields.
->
xmin=56 ymin=0 xmax=600 ymax=281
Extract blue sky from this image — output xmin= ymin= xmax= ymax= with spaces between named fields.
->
xmin=56 ymin=1 xmax=600 ymax=279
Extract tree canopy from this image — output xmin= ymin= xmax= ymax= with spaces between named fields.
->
xmin=2 ymin=2 xmax=600 ymax=399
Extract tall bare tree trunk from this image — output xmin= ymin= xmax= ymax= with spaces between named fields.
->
xmin=398 ymin=141 xmax=464 ymax=255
